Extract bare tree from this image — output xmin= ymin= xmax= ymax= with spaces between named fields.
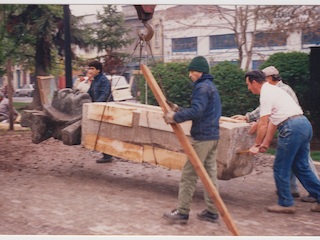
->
xmin=215 ymin=5 xmax=320 ymax=70
xmin=261 ymin=5 xmax=320 ymax=33
xmin=215 ymin=5 xmax=260 ymax=70
xmin=163 ymin=5 xmax=320 ymax=70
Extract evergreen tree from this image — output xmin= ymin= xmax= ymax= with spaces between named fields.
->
xmin=2 ymin=5 xmax=93 ymax=109
xmin=92 ymin=5 xmax=134 ymax=74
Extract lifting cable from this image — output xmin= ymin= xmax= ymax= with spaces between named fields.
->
xmin=93 ymin=21 xmax=169 ymax=168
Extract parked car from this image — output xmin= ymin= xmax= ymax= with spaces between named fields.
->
xmin=14 ymin=84 xmax=34 ymax=97
xmin=107 ymin=75 xmax=133 ymax=102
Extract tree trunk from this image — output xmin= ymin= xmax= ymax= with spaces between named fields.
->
xmin=6 ymin=58 xmax=14 ymax=130
xmin=32 ymin=38 xmax=51 ymax=110
xmin=64 ymin=5 xmax=72 ymax=88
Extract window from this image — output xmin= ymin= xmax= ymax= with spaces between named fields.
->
xmin=172 ymin=37 xmax=197 ymax=52
xmin=252 ymin=60 xmax=265 ymax=70
xmin=254 ymin=32 xmax=286 ymax=47
xmin=210 ymin=34 xmax=237 ymax=50
xmin=211 ymin=60 xmax=239 ymax=67
xmin=302 ymin=28 xmax=320 ymax=45
xmin=155 ymin=24 xmax=160 ymax=48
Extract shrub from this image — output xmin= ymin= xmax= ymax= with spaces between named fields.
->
xmin=138 ymin=62 xmax=192 ymax=107
xmin=138 ymin=61 xmax=259 ymax=117
xmin=211 ymin=61 xmax=259 ymax=117
xmin=259 ymin=52 xmax=310 ymax=111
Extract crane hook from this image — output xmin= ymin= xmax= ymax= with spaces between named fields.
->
xmin=137 ymin=20 xmax=154 ymax=42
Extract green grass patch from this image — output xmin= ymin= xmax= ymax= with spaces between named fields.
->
xmin=310 ymin=152 xmax=320 ymax=161
xmin=13 ymin=102 xmax=31 ymax=112
xmin=13 ymin=102 xmax=29 ymax=109
xmin=266 ymin=148 xmax=276 ymax=155
xmin=266 ymin=148 xmax=320 ymax=162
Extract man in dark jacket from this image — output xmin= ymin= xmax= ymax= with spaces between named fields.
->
xmin=87 ymin=60 xmax=114 ymax=163
xmin=163 ymin=56 xmax=222 ymax=224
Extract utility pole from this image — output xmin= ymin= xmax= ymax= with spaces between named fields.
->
xmin=310 ymin=46 xmax=320 ymax=139
xmin=64 ymin=5 xmax=72 ymax=88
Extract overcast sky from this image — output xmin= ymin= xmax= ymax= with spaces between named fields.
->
xmin=69 ymin=5 xmax=108 ymax=16
xmin=2 ymin=1 xmax=319 ymax=5
xmin=69 ymin=5 xmax=176 ymax=16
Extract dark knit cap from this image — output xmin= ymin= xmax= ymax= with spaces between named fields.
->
xmin=188 ymin=56 xmax=209 ymax=74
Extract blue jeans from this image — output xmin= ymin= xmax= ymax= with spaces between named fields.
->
xmin=290 ymin=153 xmax=319 ymax=193
xmin=275 ymin=116 xmax=320 ymax=207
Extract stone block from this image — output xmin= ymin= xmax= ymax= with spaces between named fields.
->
xmin=82 ymin=102 xmax=255 ymax=180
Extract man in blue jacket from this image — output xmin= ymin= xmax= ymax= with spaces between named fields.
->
xmin=87 ymin=60 xmax=114 ymax=163
xmin=162 ymin=56 xmax=222 ymax=224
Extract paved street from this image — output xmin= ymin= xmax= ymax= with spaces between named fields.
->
xmin=0 ymin=131 xmax=319 ymax=238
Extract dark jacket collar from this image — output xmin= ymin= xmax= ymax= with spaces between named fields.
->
xmin=193 ymin=73 xmax=214 ymax=86
xmin=94 ymin=72 xmax=103 ymax=80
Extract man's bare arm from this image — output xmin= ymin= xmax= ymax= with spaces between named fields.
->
xmin=249 ymin=115 xmax=269 ymax=155
xmin=259 ymin=121 xmax=277 ymax=153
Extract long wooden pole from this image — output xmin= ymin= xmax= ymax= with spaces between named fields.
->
xmin=140 ymin=64 xmax=240 ymax=236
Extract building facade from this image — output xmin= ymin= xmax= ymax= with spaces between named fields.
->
xmin=122 ymin=5 xmax=320 ymax=70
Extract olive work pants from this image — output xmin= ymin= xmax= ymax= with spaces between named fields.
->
xmin=177 ymin=139 xmax=219 ymax=215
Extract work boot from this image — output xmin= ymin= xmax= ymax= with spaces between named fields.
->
xmin=310 ymin=203 xmax=320 ymax=212
xmin=301 ymin=195 xmax=317 ymax=203
xmin=163 ymin=209 xmax=189 ymax=224
xmin=267 ymin=205 xmax=296 ymax=214
xmin=96 ymin=156 xmax=113 ymax=163
xmin=197 ymin=210 xmax=219 ymax=223
xmin=291 ymin=192 xmax=300 ymax=198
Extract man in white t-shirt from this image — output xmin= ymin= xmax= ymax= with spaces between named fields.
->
xmin=73 ymin=73 xmax=86 ymax=90
xmin=76 ymin=73 xmax=93 ymax=93
xmin=233 ymin=66 xmax=318 ymax=202
xmin=245 ymin=70 xmax=320 ymax=214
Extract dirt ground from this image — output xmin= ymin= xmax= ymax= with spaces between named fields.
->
xmin=0 ymin=130 xmax=319 ymax=237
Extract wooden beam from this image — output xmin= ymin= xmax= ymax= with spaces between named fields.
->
xmin=0 ymin=122 xmax=29 ymax=131
xmin=87 ymin=102 xmax=135 ymax=127
xmin=83 ymin=134 xmax=143 ymax=163
xmin=132 ymin=70 xmax=142 ymax=75
xmin=143 ymin=145 xmax=186 ymax=170
xmin=314 ymin=161 xmax=320 ymax=166
xmin=220 ymin=116 xmax=246 ymax=123
xmin=61 ymin=120 xmax=82 ymax=145
xmin=139 ymin=108 xmax=192 ymax=135
xmin=140 ymin=64 xmax=240 ymax=236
